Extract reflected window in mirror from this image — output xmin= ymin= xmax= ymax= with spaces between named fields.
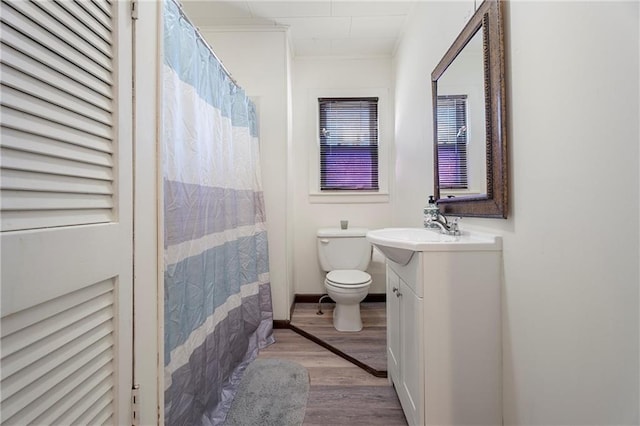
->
xmin=437 ymin=95 xmax=468 ymax=190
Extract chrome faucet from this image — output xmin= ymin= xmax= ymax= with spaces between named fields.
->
xmin=423 ymin=196 xmax=461 ymax=236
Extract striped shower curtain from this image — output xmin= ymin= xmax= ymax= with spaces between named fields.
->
xmin=162 ymin=1 xmax=274 ymax=424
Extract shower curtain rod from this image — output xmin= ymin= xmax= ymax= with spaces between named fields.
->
xmin=171 ymin=0 xmax=238 ymax=85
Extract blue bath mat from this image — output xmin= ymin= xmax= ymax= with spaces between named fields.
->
xmin=224 ymin=358 xmax=310 ymax=426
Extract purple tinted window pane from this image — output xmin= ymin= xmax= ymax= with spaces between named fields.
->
xmin=438 ymin=143 xmax=467 ymax=188
xmin=321 ymin=145 xmax=378 ymax=190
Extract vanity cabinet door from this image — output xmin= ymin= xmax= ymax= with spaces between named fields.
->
xmin=387 ymin=264 xmax=424 ymax=426
xmin=398 ymin=280 xmax=424 ymax=426
xmin=387 ymin=267 xmax=401 ymax=382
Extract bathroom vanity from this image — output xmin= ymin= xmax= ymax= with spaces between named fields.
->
xmin=367 ymin=228 xmax=502 ymax=426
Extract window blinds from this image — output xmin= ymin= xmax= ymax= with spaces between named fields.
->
xmin=437 ymin=95 xmax=468 ymax=189
xmin=318 ymin=97 xmax=379 ymax=191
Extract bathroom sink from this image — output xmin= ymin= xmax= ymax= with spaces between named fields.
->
xmin=366 ymin=227 xmax=501 ymax=265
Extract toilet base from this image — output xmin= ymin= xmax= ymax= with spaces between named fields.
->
xmin=332 ymin=303 xmax=363 ymax=332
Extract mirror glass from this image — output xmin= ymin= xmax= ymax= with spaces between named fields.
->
xmin=436 ymin=29 xmax=486 ymax=198
xmin=431 ymin=0 xmax=507 ymax=218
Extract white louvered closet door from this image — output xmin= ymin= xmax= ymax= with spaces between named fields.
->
xmin=0 ymin=0 xmax=134 ymax=424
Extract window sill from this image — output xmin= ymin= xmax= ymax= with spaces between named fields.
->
xmin=440 ymin=189 xmax=484 ymax=198
xmin=308 ymin=192 xmax=390 ymax=204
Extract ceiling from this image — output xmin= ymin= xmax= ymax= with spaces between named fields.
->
xmin=180 ymin=1 xmax=417 ymax=57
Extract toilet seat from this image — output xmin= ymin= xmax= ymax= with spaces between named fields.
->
xmin=326 ymin=270 xmax=371 ymax=288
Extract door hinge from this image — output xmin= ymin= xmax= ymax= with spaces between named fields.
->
xmin=131 ymin=0 xmax=139 ymax=20
xmin=131 ymin=384 xmax=140 ymax=426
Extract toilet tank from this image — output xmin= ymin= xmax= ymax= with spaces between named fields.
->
xmin=317 ymin=228 xmax=371 ymax=272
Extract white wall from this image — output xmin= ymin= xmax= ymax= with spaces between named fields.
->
xmin=291 ymin=57 xmax=394 ymax=295
xmin=394 ymin=1 xmax=639 ymax=424
xmin=197 ymin=29 xmax=292 ymax=320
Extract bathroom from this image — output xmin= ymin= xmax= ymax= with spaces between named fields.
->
xmin=142 ymin=1 xmax=640 ymax=422
xmin=0 ymin=0 xmax=638 ymax=425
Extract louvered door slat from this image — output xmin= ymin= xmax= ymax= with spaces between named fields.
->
xmin=55 ymin=0 xmax=112 ymax=44
xmin=2 ymin=294 xmax=114 ymax=357
xmin=1 ymin=148 xmax=112 ymax=181
xmin=0 ymin=3 xmax=112 ymax=85
xmin=2 ymin=351 xmax=113 ymax=424
xmin=1 ymin=108 xmax=112 ymax=153
xmin=2 ymin=190 xmax=113 ymax=211
xmin=1 ymin=65 xmax=112 ymax=126
xmin=75 ymin=0 xmax=113 ymax=31
xmin=1 ymin=308 xmax=114 ymax=381
xmin=2 ymin=334 xmax=113 ymax=401
xmin=1 ymin=169 xmax=113 ymax=195
xmin=2 ymin=127 xmax=113 ymax=167
xmin=33 ymin=1 xmax=112 ymax=59
xmin=6 ymin=1 xmax=112 ymax=71
xmin=1 ymin=87 xmax=112 ymax=139
xmin=3 ymin=332 xmax=113 ymax=400
xmin=1 ymin=45 xmax=112 ymax=111
xmin=93 ymin=0 xmax=112 ymax=19
xmin=90 ymin=405 xmax=113 ymax=426
xmin=0 ymin=23 xmax=112 ymax=99
xmin=46 ymin=376 xmax=113 ymax=425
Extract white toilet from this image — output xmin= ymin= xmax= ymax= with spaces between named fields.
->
xmin=317 ymin=227 xmax=372 ymax=332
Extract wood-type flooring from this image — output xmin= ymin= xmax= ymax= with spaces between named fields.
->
xmin=289 ymin=302 xmax=387 ymax=374
xmin=258 ymin=328 xmax=407 ymax=426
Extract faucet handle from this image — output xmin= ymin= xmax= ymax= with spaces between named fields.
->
xmin=449 ymin=217 xmax=461 ymax=234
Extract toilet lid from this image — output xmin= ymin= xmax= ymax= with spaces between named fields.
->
xmin=326 ymin=270 xmax=371 ymax=285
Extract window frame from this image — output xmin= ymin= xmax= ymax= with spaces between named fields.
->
xmin=318 ymin=97 xmax=379 ymax=192
xmin=308 ymin=89 xmax=389 ymax=204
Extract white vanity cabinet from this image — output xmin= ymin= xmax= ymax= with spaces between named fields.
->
xmin=385 ymin=245 xmax=502 ymax=426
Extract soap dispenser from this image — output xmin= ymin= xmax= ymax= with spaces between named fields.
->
xmin=423 ymin=195 xmax=439 ymax=227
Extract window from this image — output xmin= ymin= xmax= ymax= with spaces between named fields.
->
xmin=437 ymin=95 xmax=468 ymax=189
xmin=318 ymin=97 xmax=378 ymax=191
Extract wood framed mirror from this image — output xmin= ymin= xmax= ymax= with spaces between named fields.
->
xmin=431 ymin=0 xmax=507 ymax=218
